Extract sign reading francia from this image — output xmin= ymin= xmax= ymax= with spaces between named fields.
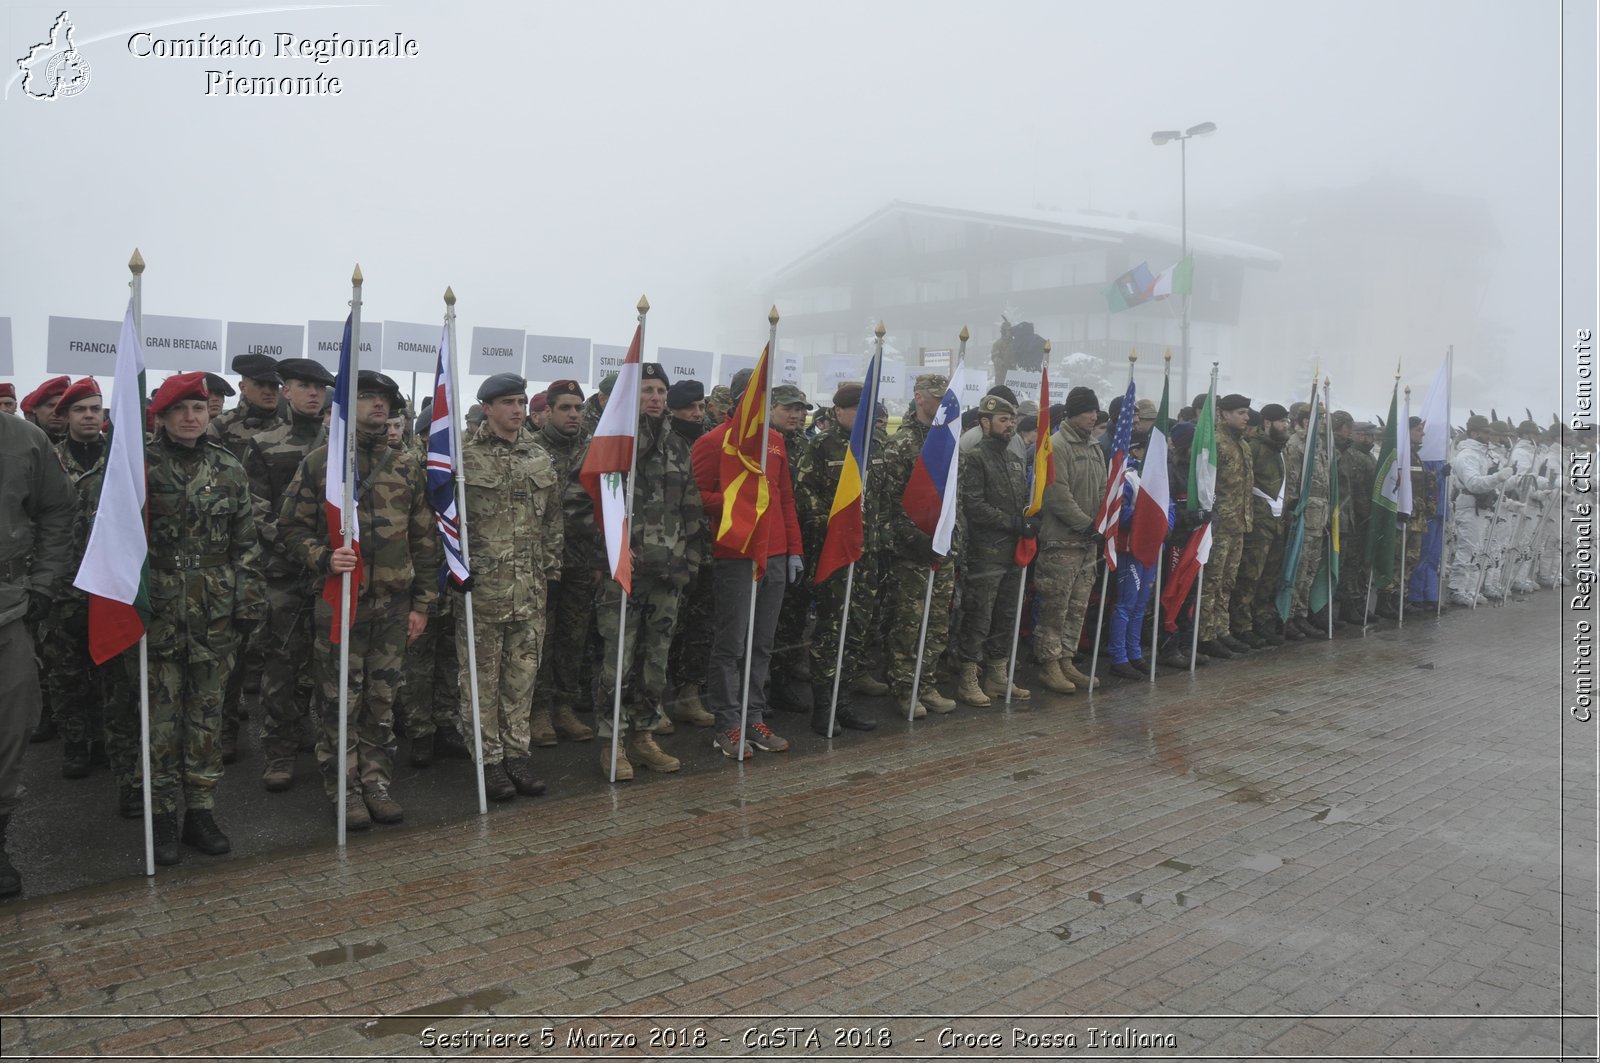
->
xmin=47 ymin=316 xmax=121 ymax=375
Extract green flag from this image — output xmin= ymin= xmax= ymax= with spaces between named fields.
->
xmin=1366 ymin=382 xmax=1405 ymax=590
xmin=1187 ymin=378 xmax=1216 ymax=512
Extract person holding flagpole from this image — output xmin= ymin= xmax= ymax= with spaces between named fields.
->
xmin=1033 ymin=386 xmax=1106 ymax=696
xmin=1234 ymin=403 xmax=1290 ymax=646
xmin=1194 ymin=393 xmax=1254 ymax=660
xmin=1282 ymin=399 xmax=1332 ymax=638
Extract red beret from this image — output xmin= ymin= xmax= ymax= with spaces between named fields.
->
xmin=21 ymin=375 xmax=70 ymax=414
xmin=0 ymin=383 xmax=14 ymax=400
xmin=529 ymin=393 xmax=549 ymax=413
xmin=57 ymin=377 xmax=101 ymax=411
xmin=149 ymin=372 xmax=210 ymax=417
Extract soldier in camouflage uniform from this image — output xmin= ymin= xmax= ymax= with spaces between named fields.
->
xmin=277 ymin=370 xmax=437 ymax=830
xmin=245 ymin=357 xmax=333 ymax=790
xmin=660 ymin=379 xmax=717 ymax=732
xmin=454 ymin=373 xmax=562 ymax=802
xmin=768 ymin=383 xmax=815 ymax=713
xmin=1033 ymin=387 xmax=1105 ymax=695
xmin=1282 ymin=401 xmax=1332 ymax=638
xmin=580 ymin=373 xmax=614 ymax=437
xmin=879 ymin=373 xmax=962 ymax=717
xmin=1395 ymin=415 xmax=1439 ymax=611
xmin=703 ymin=384 xmax=732 ymax=433
xmin=794 ymin=381 xmax=882 ymax=736
xmin=21 ymin=375 xmax=70 ymax=445
xmin=207 ymin=354 xmax=285 ymax=453
xmin=1332 ymin=411 xmax=1377 ymax=624
xmin=1195 ymin=394 xmax=1254 ymax=659
xmin=125 ymin=373 xmax=266 ymax=865
xmin=1230 ymin=403 xmax=1289 ymax=646
xmin=574 ymin=364 xmax=705 ymax=778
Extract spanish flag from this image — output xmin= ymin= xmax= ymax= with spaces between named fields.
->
xmin=1014 ymin=364 xmax=1053 ymax=567
xmin=815 ymin=350 xmax=883 ymax=583
xmin=717 ymin=344 xmax=773 ymax=574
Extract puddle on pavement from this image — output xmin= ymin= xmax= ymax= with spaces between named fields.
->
xmin=62 ymin=911 xmax=130 ymax=932
xmin=1129 ymin=890 xmax=1192 ymax=908
xmin=356 ymin=987 xmax=516 ymax=1040
xmin=1237 ymin=853 xmax=1285 ymax=872
xmin=1011 ymin=769 xmax=1042 ymax=781
xmin=682 ymin=806 xmax=712 ymax=817
xmin=1159 ymin=858 xmax=1195 ymax=872
xmin=1087 ymin=890 xmax=1105 ymax=905
xmin=844 ymin=771 xmax=879 ymax=783
xmin=1225 ymin=786 xmax=1268 ymax=802
xmin=308 ymin=941 xmax=387 ymax=968
xmin=1416 ymin=662 xmax=1435 ymax=670
xmin=1311 ymin=805 xmax=1356 ymax=824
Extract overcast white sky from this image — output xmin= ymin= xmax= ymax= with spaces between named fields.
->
xmin=0 ymin=0 xmax=1589 ymax=415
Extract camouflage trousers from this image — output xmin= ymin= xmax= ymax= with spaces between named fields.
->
xmin=808 ymin=552 xmax=880 ymax=687
xmin=667 ymin=564 xmax=714 ymax=691
xmin=0 ymin=619 xmax=42 ymax=818
xmin=1337 ymin=514 xmax=1371 ymax=614
xmin=220 ymin=629 xmax=265 ymax=742
xmin=113 ymin=651 xmax=231 ymax=815
xmin=312 ymin=596 xmax=405 ymax=799
xmin=885 ymin=556 xmax=956 ymax=693
xmin=1031 ymin=539 xmax=1097 ymax=663
xmin=401 ymin=601 xmax=459 ymax=739
xmin=259 ymin=578 xmax=319 ymax=761
xmin=1198 ymin=527 xmax=1245 ymax=641
xmin=955 ymin=560 xmax=1024 ymax=663
xmin=533 ymin=572 xmax=596 ymax=710
xmin=1290 ymin=504 xmax=1330 ymax=617
xmin=592 ymin=574 xmax=678 ymax=738
xmin=1231 ymin=526 xmax=1285 ymax=636
xmin=456 ymin=609 xmax=543 ymax=765
xmin=41 ymin=599 xmax=124 ymax=746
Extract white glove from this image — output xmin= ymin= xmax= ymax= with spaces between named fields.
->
xmin=787 ymin=554 xmax=804 ymax=584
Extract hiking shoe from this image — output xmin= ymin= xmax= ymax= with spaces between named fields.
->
xmin=1108 ymin=662 xmax=1144 ymax=680
xmin=341 ymin=791 xmax=372 ymax=831
xmin=363 ymin=783 xmax=404 ymax=824
xmin=506 ymin=757 xmax=547 ymax=795
xmin=261 ymin=757 xmax=295 ymax=792
xmin=483 ymin=762 xmax=517 ymax=802
xmin=600 ymin=745 xmax=634 ymax=781
xmin=181 ymin=809 xmax=232 ymax=855
xmin=748 ymin=721 xmax=790 ymax=752
xmin=713 ymin=728 xmax=753 ymax=760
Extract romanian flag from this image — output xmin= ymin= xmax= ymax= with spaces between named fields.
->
xmin=74 ymin=299 xmax=148 ymax=664
xmin=815 ymin=350 xmax=882 ymax=583
xmin=717 ymin=344 xmax=774 ymax=575
xmin=1014 ymin=364 xmax=1053 ymax=567
xmin=322 ymin=313 xmax=363 ymax=641
xmin=579 ymin=325 xmax=642 ymax=595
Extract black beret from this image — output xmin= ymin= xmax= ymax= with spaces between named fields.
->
xmin=357 ymin=370 xmax=402 ymax=405
xmin=640 ymin=363 xmax=670 ymax=386
xmin=1217 ymin=393 xmax=1251 ymax=412
xmin=1065 ymin=387 xmax=1099 ymax=418
xmin=275 ymin=358 xmax=336 ymax=387
xmin=729 ymin=368 xmax=754 ymax=400
xmin=477 ymin=372 xmax=528 ymax=403
xmin=1246 ymin=408 xmax=1262 ymax=428
xmin=833 ymin=382 xmax=864 ymax=409
xmin=667 ymin=379 xmax=705 ymax=410
xmin=203 ymin=372 xmax=236 ymax=397
xmin=1259 ymin=403 xmax=1289 ymax=421
xmin=230 ymin=353 xmax=282 ymax=384
xmin=546 ymin=379 xmax=584 ymax=402
xmin=986 ymin=384 xmax=1019 ymax=406
xmin=1408 ymin=415 xmax=1423 ymax=428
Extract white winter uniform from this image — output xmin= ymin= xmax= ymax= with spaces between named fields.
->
xmin=1448 ymin=437 xmax=1512 ymax=598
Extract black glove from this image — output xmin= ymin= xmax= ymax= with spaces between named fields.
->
xmin=1439 ymin=462 xmax=1452 ymax=478
xmin=909 ymin=531 xmax=938 ymax=565
xmin=1017 ymin=515 xmax=1041 ymax=539
xmin=23 ymin=590 xmax=51 ymax=626
xmin=233 ymin=617 xmax=257 ymax=643
xmin=457 ymin=574 xmax=476 ymax=593
xmin=1091 ymin=532 xmax=1107 ymax=549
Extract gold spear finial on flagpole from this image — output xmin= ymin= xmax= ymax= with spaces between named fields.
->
xmin=1164 ymin=348 xmax=1173 ymax=365
xmin=959 ymin=325 xmax=970 ymax=343
xmin=1043 ymin=339 xmax=1051 ymax=354
xmin=1130 ymin=348 xmax=1138 ymax=364
xmin=352 ymin=263 xmax=363 ymax=286
xmin=638 ymin=295 xmax=650 ymax=314
xmin=875 ymin=320 xmax=886 ymax=339
xmin=129 ymin=248 xmax=145 ymax=275
xmin=444 ymin=286 xmax=456 ymax=306
xmin=769 ymin=304 xmax=780 ymax=325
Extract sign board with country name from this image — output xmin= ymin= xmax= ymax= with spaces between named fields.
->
xmin=657 ymin=347 xmax=713 ymax=386
xmin=591 ymin=343 xmax=627 ymax=386
xmin=0 ymin=318 xmax=11 ymax=376
xmin=47 ymin=316 xmax=121 ymax=375
xmin=1003 ymin=368 xmax=1043 ymax=404
xmin=382 ymin=321 xmax=441 ymax=374
xmin=225 ymin=321 xmax=303 ymax=367
xmin=525 ymin=335 xmax=589 ymax=382
xmin=778 ymin=350 xmax=802 ymax=386
xmin=141 ymin=315 xmax=224 ymax=372
xmin=307 ymin=319 xmax=382 ymax=373
xmin=467 ymin=326 xmax=525 ymax=378
xmin=878 ymin=356 xmax=908 ymax=403
xmin=719 ymin=354 xmax=757 ymax=386
xmin=922 ymin=348 xmax=952 ymax=373
xmin=962 ymin=376 xmax=988 ymax=410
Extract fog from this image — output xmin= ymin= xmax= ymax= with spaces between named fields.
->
xmin=0 ymin=0 xmax=1574 ymax=423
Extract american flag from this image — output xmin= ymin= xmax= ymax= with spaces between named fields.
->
xmin=1091 ymin=377 xmax=1138 ymax=569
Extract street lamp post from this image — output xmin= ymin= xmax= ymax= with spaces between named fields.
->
xmin=1150 ymin=121 xmax=1216 ymax=403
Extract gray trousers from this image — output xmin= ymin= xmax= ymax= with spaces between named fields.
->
xmin=0 ymin=619 xmax=42 ymax=818
xmin=708 ymin=558 xmax=787 ymax=733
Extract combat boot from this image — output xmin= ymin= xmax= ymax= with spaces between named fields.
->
xmin=550 ymin=703 xmax=596 ymax=740
xmin=1197 ymin=639 xmax=1236 ymax=660
xmin=220 ymin=722 xmax=239 ymax=765
xmin=483 ymin=762 xmax=517 ymax=801
xmin=768 ymin=678 xmax=812 ymax=715
xmin=1036 ymin=659 xmax=1078 ymax=695
xmin=667 ymin=685 xmax=714 ymax=728
xmin=653 ymin=714 xmax=675 ymax=735
xmin=0 ymin=815 xmax=20 ymax=897
xmin=342 ymin=791 xmax=372 ymax=831
xmin=601 ymin=744 xmax=636 ymax=780
xmin=810 ymin=696 xmax=842 ymax=737
xmin=983 ymin=660 xmax=1030 ymax=702
xmin=261 ymin=757 xmax=295 ymax=793
xmin=61 ymin=740 xmax=90 ymax=779
xmin=956 ymin=663 xmax=992 ymax=707
xmin=363 ymin=783 xmax=405 ymax=824
xmin=153 ymin=812 xmax=181 ymax=865
xmin=1060 ymin=660 xmax=1100 ymax=691
xmin=626 ymin=731 xmax=681 ymax=772
xmin=118 ymin=783 xmax=143 ymax=819
xmin=920 ymin=686 xmax=957 ymax=714
xmin=181 ymin=809 xmax=232 ymax=855
xmin=409 ymin=732 xmax=434 ymax=768
xmin=849 ymin=673 xmax=890 ymax=696
xmin=528 ymin=705 xmax=558 ymax=748
xmin=506 ymin=757 xmax=547 ymax=796
xmin=890 ymin=689 xmax=928 ymax=719
xmin=436 ymin=727 xmax=472 ymax=760
xmin=29 ymin=716 xmax=57 ymax=743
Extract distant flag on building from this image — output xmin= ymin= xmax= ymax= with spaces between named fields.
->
xmin=1150 ymin=255 xmax=1194 ymax=300
xmin=580 ymin=324 xmax=642 ymax=595
xmin=75 ymin=299 xmax=148 ymax=664
xmin=1129 ymin=368 xmax=1172 ymax=566
xmin=1103 ymin=262 xmax=1157 ymax=313
xmin=322 ymin=313 xmax=362 ymax=641
xmin=425 ymin=323 xmax=470 ymax=589
xmin=902 ymin=361 xmax=967 ymax=560
xmin=816 ymin=349 xmax=883 ymax=583
xmin=1015 ymin=364 xmax=1054 ymax=567
xmin=717 ymin=344 xmax=774 ymax=575
xmin=1093 ymin=377 xmax=1138 ymax=569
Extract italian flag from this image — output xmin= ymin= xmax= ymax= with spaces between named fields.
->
xmin=1151 ymin=255 xmax=1194 ymax=300
xmin=579 ymin=325 xmax=642 ymax=595
xmin=74 ymin=299 xmax=148 ymax=664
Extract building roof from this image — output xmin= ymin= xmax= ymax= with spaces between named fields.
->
xmin=768 ymin=199 xmax=1283 ymax=285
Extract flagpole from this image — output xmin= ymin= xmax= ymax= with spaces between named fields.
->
xmin=335 ymin=264 xmax=362 ymax=847
xmin=737 ymin=307 xmax=778 ymax=752
xmin=1090 ymin=351 xmax=1137 ymax=694
xmin=1005 ymin=331 xmax=1034 ymax=706
xmin=608 ymin=296 xmax=648 ymax=783
xmin=1437 ymin=347 xmax=1452 ymax=619
xmin=445 ymin=288 xmax=487 ymax=815
xmin=129 ymin=249 xmax=155 ymax=878
xmin=1398 ymin=521 xmax=1408 ymax=630
xmin=907 ymin=569 xmax=936 ymax=722
xmin=1323 ymin=375 xmax=1334 ymax=641
xmin=1149 ymin=350 xmax=1171 ymax=684
xmin=828 ymin=321 xmax=887 ymax=731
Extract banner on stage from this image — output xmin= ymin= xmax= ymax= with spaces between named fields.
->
xmin=962 ymin=376 xmax=987 ymax=410
xmin=467 ymin=326 xmax=525 ymax=378
xmin=526 ymin=334 xmax=589 ymax=382
xmin=225 ymin=321 xmax=303 ymax=367
xmin=382 ymin=321 xmax=440 ymax=374
xmin=308 ymin=319 xmax=381 ymax=372
xmin=47 ymin=316 xmax=121 ymax=375
xmin=658 ymin=347 xmax=713 ymax=385
xmin=141 ymin=315 xmax=223 ymax=372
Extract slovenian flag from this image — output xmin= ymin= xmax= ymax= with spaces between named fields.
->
xmin=74 ymin=298 xmax=148 ymax=664
xmin=579 ymin=324 xmax=642 ymax=594
xmin=815 ymin=349 xmax=882 ymax=583
xmin=1014 ymin=364 xmax=1054 ymax=567
xmin=1129 ymin=368 xmax=1172 ymax=566
xmin=322 ymin=313 xmax=362 ymax=641
xmin=1092 ymin=377 xmax=1137 ymax=569
xmin=425 ymin=323 xmax=470 ymax=589
xmin=717 ymin=344 xmax=773 ymax=575
xmin=902 ymin=360 xmax=966 ymax=560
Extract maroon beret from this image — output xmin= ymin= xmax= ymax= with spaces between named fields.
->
xmin=57 ymin=376 xmax=102 ymax=411
xmin=546 ymin=379 xmax=584 ymax=402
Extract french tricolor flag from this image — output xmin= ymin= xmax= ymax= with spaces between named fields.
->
xmin=322 ymin=313 xmax=362 ymax=640
xmin=901 ymin=361 xmax=966 ymax=561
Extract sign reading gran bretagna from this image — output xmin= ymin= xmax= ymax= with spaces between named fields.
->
xmin=127 ymin=30 xmax=422 ymax=95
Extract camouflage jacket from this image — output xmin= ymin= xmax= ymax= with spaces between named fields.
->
xmin=143 ymin=435 xmax=267 ymax=661
xmin=568 ymin=414 xmax=706 ymax=584
xmin=0 ymin=413 xmax=74 ymax=626
xmin=1041 ymin=420 xmax=1105 ymax=543
xmin=533 ymin=419 xmax=592 ymax=573
xmin=781 ymin=427 xmax=806 ymax=483
xmin=458 ymin=424 xmax=562 ymax=622
xmin=579 ymin=394 xmax=604 ymax=438
xmin=277 ymin=427 xmax=439 ymax=615
xmin=960 ymin=432 xmax=1028 ymax=566
xmin=1407 ymin=460 xmax=1439 ymax=532
xmin=1212 ymin=421 xmax=1254 ymax=535
xmin=1246 ymin=432 xmax=1288 ymax=534
xmin=793 ymin=421 xmax=887 ymax=565
xmin=1284 ymin=425 xmax=1331 ymax=512
xmin=52 ymin=436 xmax=108 ymax=602
xmin=879 ymin=416 xmax=965 ymax=561
xmin=208 ymin=400 xmax=284 ymax=460
xmin=1336 ymin=437 xmax=1376 ymax=531
xmin=242 ymin=407 xmax=327 ymax=581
